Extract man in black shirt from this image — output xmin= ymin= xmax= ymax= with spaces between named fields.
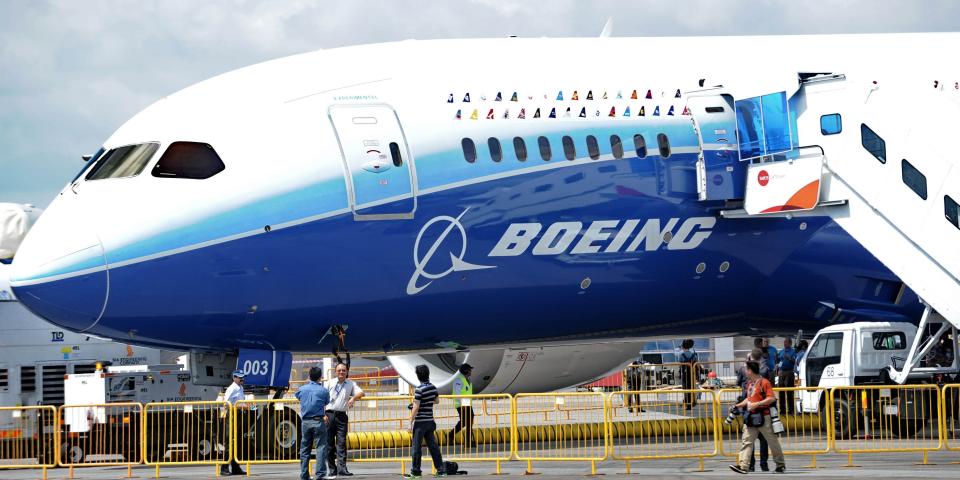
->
xmin=405 ymin=365 xmax=444 ymax=478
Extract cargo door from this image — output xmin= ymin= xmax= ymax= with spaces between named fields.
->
xmin=329 ymin=104 xmax=417 ymax=220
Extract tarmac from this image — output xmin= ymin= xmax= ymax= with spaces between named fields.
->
xmin=3 ymin=451 xmax=959 ymax=480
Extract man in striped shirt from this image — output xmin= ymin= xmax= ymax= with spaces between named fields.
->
xmin=405 ymin=365 xmax=444 ymax=478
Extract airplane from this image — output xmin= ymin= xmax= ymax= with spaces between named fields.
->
xmin=8 ymin=33 xmax=959 ymax=393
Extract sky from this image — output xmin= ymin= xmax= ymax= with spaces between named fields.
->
xmin=1 ymin=0 xmax=958 ymax=207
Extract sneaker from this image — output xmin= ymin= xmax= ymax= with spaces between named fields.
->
xmin=338 ymin=471 xmax=354 ymax=477
xmin=729 ymin=464 xmax=748 ymax=474
xmin=323 ymin=475 xmax=337 ymax=480
xmin=220 ymin=467 xmax=232 ymax=476
xmin=434 ymin=473 xmax=447 ymax=478
xmin=403 ymin=474 xmax=421 ymax=479
xmin=760 ymin=465 xmax=769 ymax=472
xmin=775 ymin=466 xmax=786 ymax=474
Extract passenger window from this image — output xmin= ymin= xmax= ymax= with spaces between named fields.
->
xmin=657 ymin=134 xmax=671 ymax=158
xmin=901 ymin=159 xmax=927 ymax=200
xmin=872 ymin=332 xmax=906 ymax=350
xmin=610 ymin=135 xmax=624 ymax=159
xmin=820 ymin=113 xmax=842 ymax=135
xmin=538 ymin=136 xmax=552 ymax=161
xmin=86 ymin=143 xmax=160 ymax=180
xmin=513 ymin=137 xmax=527 ymax=162
xmin=562 ymin=136 xmax=576 ymax=161
xmin=152 ymin=142 xmax=226 ymax=179
xmin=488 ymin=137 xmax=503 ymax=162
xmin=861 ymin=123 xmax=886 ymax=164
xmin=633 ymin=134 xmax=647 ymax=158
xmin=389 ymin=142 xmax=403 ymax=167
xmin=945 ymin=195 xmax=960 ymax=230
xmin=462 ymin=138 xmax=477 ymax=163
xmin=586 ymin=135 xmax=600 ymax=160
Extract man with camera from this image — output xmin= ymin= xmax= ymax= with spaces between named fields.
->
xmin=729 ymin=361 xmax=785 ymax=474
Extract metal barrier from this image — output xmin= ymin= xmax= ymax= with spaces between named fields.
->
xmin=830 ymin=385 xmax=942 ymax=465
xmin=943 ymin=383 xmax=960 ymax=451
xmin=0 ymin=405 xmax=56 ymax=475
xmin=623 ymin=363 xmax=697 ymax=393
xmin=58 ymin=403 xmax=142 ymax=476
xmin=513 ymin=392 xmax=607 ymax=474
xmin=716 ymin=387 xmax=830 ymax=467
xmin=346 ymin=395 xmax=414 ymax=472
xmin=608 ymin=390 xmax=717 ymax=472
xmin=234 ymin=398 xmax=301 ymax=470
xmin=435 ymin=395 xmax=513 ymax=473
xmin=694 ymin=361 xmax=743 ymax=389
xmin=352 ymin=374 xmax=401 ymax=395
xmin=328 ymin=366 xmax=380 ymax=381
xmin=143 ymin=401 xmax=232 ymax=477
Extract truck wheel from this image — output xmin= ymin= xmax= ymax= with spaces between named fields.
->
xmin=822 ymin=397 xmax=853 ymax=440
xmin=61 ymin=443 xmax=85 ymax=465
xmin=273 ymin=416 xmax=299 ymax=459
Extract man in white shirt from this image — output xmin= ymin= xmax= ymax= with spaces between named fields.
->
xmin=222 ymin=370 xmax=246 ymax=476
xmin=324 ymin=363 xmax=364 ymax=476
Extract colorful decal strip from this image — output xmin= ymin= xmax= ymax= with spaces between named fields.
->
xmin=759 ymin=180 xmax=821 ymax=213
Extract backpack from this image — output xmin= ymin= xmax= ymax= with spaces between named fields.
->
xmin=444 ymin=461 xmax=467 ymax=475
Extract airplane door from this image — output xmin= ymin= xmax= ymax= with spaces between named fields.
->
xmin=687 ymin=93 xmax=745 ymax=201
xmin=329 ymin=104 xmax=417 ymax=220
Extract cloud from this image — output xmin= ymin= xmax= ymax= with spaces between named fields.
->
xmin=0 ymin=0 xmax=957 ymax=206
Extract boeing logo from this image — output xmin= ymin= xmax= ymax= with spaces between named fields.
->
xmin=489 ymin=217 xmax=716 ymax=256
xmin=408 ymin=212 xmax=717 ymax=295
xmin=407 ymin=208 xmax=495 ymax=295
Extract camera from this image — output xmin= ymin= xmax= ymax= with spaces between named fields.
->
xmin=723 ymin=405 xmax=741 ymax=425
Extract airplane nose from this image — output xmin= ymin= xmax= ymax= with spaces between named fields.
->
xmin=9 ymin=196 xmax=108 ymax=332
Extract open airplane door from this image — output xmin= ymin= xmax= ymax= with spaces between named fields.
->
xmin=687 ymin=92 xmax=744 ymax=201
xmin=329 ymin=104 xmax=417 ymax=220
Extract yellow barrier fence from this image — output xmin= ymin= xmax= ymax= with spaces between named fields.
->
xmin=0 ymin=405 xmax=56 ymax=476
xmin=830 ymin=384 xmax=942 ymax=465
xmin=58 ymin=402 xmax=142 ymax=477
xmin=234 ymin=398 xmax=301 ymax=471
xmin=608 ymin=390 xmax=717 ymax=472
xmin=435 ymin=394 xmax=513 ymax=473
xmin=143 ymin=401 xmax=232 ymax=477
xmin=346 ymin=395 xmax=414 ymax=470
xmin=623 ymin=362 xmax=697 ymax=397
xmin=943 ymin=384 xmax=960 ymax=451
xmin=513 ymin=392 xmax=608 ymax=474
xmin=717 ymin=387 xmax=830 ymax=468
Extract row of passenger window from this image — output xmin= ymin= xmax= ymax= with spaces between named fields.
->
xmin=826 ymin=114 xmax=960 ymax=231
xmin=462 ymin=133 xmax=672 ymax=163
xmin=81 ymin=141 xmax=225 ymax=182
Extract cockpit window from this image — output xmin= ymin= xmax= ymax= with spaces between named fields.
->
xmin=85 ymin=143 xmax=159 ymax=181
xmin=73 ymin=147 xmax=105 ymax=184
xmin=152 ymin=142 xmax=225 ymax=179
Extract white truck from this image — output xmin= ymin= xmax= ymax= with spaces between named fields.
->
xmin=798 ymin=321 xmax=958 ymax=438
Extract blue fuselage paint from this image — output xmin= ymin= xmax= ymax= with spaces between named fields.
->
xmin=11 ymin=111 xmax=922 ymax=353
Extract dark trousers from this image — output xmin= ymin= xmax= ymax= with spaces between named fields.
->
xmin=680 ymin=366 xmax=696 ymax=407
xmin=411 ymin=420 xmax=443 ymax=476
xmin=326 ymin=411 xmax=349 ymax=472
xmin=448 ymin=406 xmax=474 ymax=444
xmin=748 ymin=432 xmax=769 ymax=470
xmin=300 ymin=418 xmax=329 ymax=480
xmin=777 ymin=371 xmax=796 ymax=414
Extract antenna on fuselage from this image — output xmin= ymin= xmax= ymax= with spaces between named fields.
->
xmin=599 ymin=17 xmax=613 ymax=38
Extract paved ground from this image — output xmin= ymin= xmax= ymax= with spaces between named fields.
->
xmin=4 ymin=451 xmax=960 ymax=479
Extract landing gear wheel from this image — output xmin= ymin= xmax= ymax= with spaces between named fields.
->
xmin=274 ymin=417 xmax=299 ymax=459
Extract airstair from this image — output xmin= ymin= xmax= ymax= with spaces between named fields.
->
xmin=716 ymin=74 xmax=960 ymax=383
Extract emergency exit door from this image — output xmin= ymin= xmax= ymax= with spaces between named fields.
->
xmin=329 ymin=104 xmax=417 ymax=219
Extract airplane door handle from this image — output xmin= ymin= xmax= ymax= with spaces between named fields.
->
xmin=361 ymin=160 xmax=392 ymax=173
